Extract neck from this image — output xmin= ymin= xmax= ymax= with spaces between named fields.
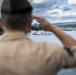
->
xmin=3 ymin=27 xmax=27 ymax=34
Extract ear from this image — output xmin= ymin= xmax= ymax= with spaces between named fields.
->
xmin=29 ymin=17 xmax=33 ymax=26
xmin=0 ymin=19 xmax=2 ymax=28
xmin=27 ymin=17 xmax=33 ymax=28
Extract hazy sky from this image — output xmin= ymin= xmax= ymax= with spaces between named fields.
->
xmin=0 ymin=0 xmax=76 ymax=23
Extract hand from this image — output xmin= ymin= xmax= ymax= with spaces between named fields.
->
xmin=33 ymin=16 xmax=52 ymax=31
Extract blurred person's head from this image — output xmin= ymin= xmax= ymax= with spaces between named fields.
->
xmin=1 ymin=0 xmax=33 ymax=33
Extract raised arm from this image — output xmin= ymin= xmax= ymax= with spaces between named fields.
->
xmin=33 ymin=16 xmax=76 ymax=46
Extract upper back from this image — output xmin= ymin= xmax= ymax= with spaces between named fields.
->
xmin=0 ymin=32 xmax=62 ymax=75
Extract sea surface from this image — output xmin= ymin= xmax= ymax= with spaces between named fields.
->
xmin=28 ymin=31 xmax=76 ymax=75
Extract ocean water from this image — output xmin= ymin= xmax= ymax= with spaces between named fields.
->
xmin=28 ymin=31 xmax=76 ymax=75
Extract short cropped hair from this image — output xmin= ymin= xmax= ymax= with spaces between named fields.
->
xmin=1 ymin=7 xmax=32 ymax=30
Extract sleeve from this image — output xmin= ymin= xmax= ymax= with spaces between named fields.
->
xmin=62 ymin=46 xmax=76 ymax=68
xmin=43 ymin=43 xmax=76 ymax=70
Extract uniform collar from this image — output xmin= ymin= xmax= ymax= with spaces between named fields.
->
xmin=0 ymin=31 xmax=31 ymax=42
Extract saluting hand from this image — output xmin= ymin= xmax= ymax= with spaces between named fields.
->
xmin=32 ymin=16 xmax=53 ymax=31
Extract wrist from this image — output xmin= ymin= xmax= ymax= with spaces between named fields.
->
xmin=48 ymin=24 xmax=56 ymax=31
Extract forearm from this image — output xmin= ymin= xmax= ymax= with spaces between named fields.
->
xmin=33 ymin=16 xmax=76 ymax=46
xmin=49 ymin=25 xmax=76 ymax=46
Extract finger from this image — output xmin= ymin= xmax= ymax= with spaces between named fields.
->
xmin=32 ymin=16 xmax=39 ymax=19
xmin=32 ymin=16 xmax=41 ymax=22
xmin=32 ymin=16 xmax=44 ymax=20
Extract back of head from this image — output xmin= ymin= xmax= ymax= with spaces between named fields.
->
xmin=1 ymin=0 xmax=33 ymax=30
